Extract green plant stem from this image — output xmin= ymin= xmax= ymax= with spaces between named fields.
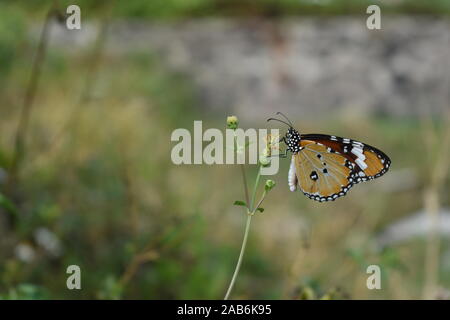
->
xmin=233 ymin=134 xmax=250 ymax=209
xmin=250 ymin=167 xmax=262 ymax=211
xmin=240 ymin=165 xmax=250 ymax=208
xmin=254 ymin=191 xmax=267 ymax=212
xmin=9 ymin=3 xmax=56 ymax=189
xmin=224 ymin=164 xmax=266 ymax=300
xmin=224 ymin=213 xmax=252 ymax=300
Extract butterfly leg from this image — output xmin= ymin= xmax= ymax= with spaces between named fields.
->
xmin=267 ymin=149 xmax=288 ymax=158
xmin=278 ymin=149 xmax=288 ymax=158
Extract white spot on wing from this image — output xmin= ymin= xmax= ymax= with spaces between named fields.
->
xmin=351 ymin=148 xmax=366 ymax=160
xmin=356 ymin=158 xmax=368 ymax=170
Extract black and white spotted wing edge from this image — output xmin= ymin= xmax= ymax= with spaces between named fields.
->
xmin=300 ymin=134 xmax=391 ymax=184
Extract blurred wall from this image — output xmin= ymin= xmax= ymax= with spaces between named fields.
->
xmin=45 ymin=17 xmax=450 ymax=120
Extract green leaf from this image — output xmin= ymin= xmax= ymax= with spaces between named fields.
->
xmin=0 ymin=192 xmax=18 ymax=217
xmin=233 ymin=200 xmax=247 ymax=207
xmin=256 ymin=207 xmax=264 ymax=213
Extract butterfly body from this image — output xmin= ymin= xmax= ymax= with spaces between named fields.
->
xmin=282 ymin=126 xmax=391 ymax=202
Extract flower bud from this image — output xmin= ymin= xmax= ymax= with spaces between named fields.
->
xmin=227 ymin=115 xmax=238 ymax=130
xmin=259 ymin=153 xmax=271 ymax=167
xmin=264 ymin=179 xmax=276 ymax=192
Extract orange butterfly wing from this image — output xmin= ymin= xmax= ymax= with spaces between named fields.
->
xmin=292 ymin=140 xmax=356 ymax=202
xmin=300 ymin=134 xmax=391 ymax=183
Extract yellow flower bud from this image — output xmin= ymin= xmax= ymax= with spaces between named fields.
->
xmin=227 ymin=115 xmax=239 ymax=130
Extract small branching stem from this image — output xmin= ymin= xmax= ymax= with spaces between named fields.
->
xmin=240 ymin=164 xmax=250 ymax=209
xmin=250 ymin=169 xmax=262 ymax=212
xmin=225 ymin=164 xmax=268 ymax=300
xmin=254 ymin=191 xmax=267 ymax=212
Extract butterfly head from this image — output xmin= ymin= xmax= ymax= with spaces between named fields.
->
xmin=267 ymin=113 xmax=301 ymax=154
xmin=285 ymin=127 xmax=301 ymax=153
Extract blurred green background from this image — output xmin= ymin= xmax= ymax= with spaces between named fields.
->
xmin=0 ymin=0 xmax=449 ymax=299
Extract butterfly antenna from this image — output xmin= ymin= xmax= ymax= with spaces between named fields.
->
xmin=276 ymin=112 xmax=293 ymax=126
xmin=267 ymin=117 xmax=291 ymax=127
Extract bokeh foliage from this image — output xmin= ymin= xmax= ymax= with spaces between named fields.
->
xmin=0 ymin=0 xmax=449 ymax=300
xmin=11 ymin=0 xmax=450 ymax=19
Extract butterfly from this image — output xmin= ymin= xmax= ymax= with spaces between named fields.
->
xmin=268 ymin=112 xmax=391 ymax=202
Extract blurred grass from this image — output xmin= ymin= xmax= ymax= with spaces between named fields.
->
xmin=0 ymin=1 xmax=449 ymax=300
xmin=11 ymin=0 xmax=450 ymax=19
